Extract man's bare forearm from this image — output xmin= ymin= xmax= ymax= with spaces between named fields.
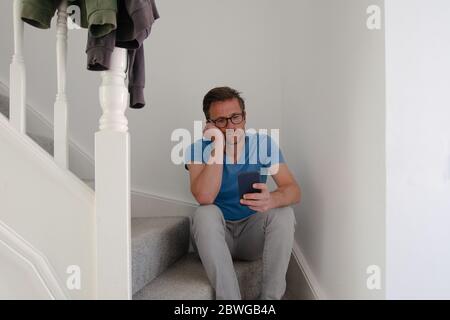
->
xmin=191 ymin=164 xmax=223 ymax=203
xmin=191 ymin=143 xmax=224 ymax=204
xmin=269 ymin=183 xmax=301 ymax=209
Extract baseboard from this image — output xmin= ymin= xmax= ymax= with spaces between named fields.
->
xmin=131 ymin=189 xmax=198 ymax=218
xmin=289 ymin=241 xmax=325 ymax=300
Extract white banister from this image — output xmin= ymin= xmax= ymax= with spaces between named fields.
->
xmin=95 ymin=47 xmax=131 ymax=299
xmin=10 ymin=0 xmax=26 ymax=133
xmin=54 ymin=1 xmax=69 ymax=169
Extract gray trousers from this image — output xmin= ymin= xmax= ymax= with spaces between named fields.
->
xmin=190 ymin=204 xmax=297 ymax=300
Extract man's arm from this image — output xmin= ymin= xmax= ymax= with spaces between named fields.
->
xmin=269 ymin=163 xmax=301 ymax=208
xmin=186 ymin=124 xmax=226 ymax=205
xmin=187 ymin=158 xmax=223 ymax=205
xmin=240 ymin=163 xmax=301 ymax=212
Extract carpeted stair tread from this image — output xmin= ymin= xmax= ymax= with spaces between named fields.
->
xmin=27 ymin=133 xmax=54 ymax=156
xmin=1 ymin=93 xmax=53 ymax=156
xmin=133 ymin=252 xmax=263 ymax=300
xmin=132 ymin=217 xmax=190 ymax=295
xmin=81 ymin=178 xmax=95 ymax=190
xmin=0 ymin=94 xmax=9 ymax=118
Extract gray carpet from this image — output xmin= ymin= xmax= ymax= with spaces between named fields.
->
xmin=132 ymin=217 xmax=190 ymax=295
xmin=0 ymin=93 xmax=9 ymax=119
xmin=133 ymin=252 xmax=263 ymax=300
xmin=131 ymin=216 xmax=266 ymax=300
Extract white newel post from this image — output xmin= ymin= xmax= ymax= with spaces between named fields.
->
xmin=10 ymin=0 xmax=26 ymax=133
xmin=54 ymin=0 xmax=69 ymax=169
xmin=95 ymin=47 xmax=131 ymax=299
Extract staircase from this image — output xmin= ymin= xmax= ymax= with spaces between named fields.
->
xmin=0 ymin=93 xmax=53 ymax=155
xmin=1 ymin=0 xmax=299 ymax=299
xmin=130 ymin=215 xmax=299 ymax=299
xmin=131 ymin=216 xmax=265 ymax=300
xmin=1 ymin=91 xmax=295 ymax=300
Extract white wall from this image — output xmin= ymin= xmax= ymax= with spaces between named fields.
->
xmin=385 ymin=0 xmax=450 ymax=299
xmin=280 ymin=0 xmax=386 ymax=299
xmin=0 ymin=0 xmax=283 ymax=204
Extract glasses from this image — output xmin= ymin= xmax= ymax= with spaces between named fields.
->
xmin=207 ymin=112 xmax=245 ymax=128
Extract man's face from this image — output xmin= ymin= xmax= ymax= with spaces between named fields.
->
xmin=209 ymin=98 xmax=246 ymax=145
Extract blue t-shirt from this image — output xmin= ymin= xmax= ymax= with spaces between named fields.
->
xmin=184 ymin=132 xmax=285 ymax=221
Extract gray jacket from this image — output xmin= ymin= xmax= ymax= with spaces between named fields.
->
xmin=86 ymin=0 xmax=159 ymax=109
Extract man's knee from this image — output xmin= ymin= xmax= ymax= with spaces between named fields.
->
xmin=191 ymin=204 xmax=224 ymax=232
xmin=266 ymin=206 xmax=297 ymax=229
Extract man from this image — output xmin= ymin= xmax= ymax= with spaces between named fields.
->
xmin=184 ymin=87 xmax=301 ymax=300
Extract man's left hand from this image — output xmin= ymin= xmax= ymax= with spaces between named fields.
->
xmin=240 ymin=183 xmax=274 ymax=213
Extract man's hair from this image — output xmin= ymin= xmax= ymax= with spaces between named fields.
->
xmin=202 ymin=86 xmax=245 ymax=119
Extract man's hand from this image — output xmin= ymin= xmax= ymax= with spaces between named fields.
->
xmin=203 ymin=121 xmax=225 ymax=153
xmin=203 ymin=122 xmax=224 ymax=142
xmin=240 ymin=183 xmax=274 ymax=213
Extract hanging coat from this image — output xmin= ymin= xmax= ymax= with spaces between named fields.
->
xmin=21 ymin=0 xmax=159 ymax=109
xmin=86 ymin=0 xmax=159 ymax=109
xmin=21 ymin=0 xmax=117 ymax=38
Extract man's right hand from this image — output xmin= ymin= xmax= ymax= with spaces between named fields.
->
xmin=203 ymin=121 xmax=224 ymax=143
xmin=187 ymin=121 xmax=225 ymax=204
xmin=203 ymin=121 xmax=225 ymax=157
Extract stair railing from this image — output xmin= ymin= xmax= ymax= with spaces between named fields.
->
xmin=9 ymin=0 xmax=131 ymax=299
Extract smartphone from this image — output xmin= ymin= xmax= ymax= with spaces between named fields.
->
xmin=238 ymin=171 xmax=261 ymax=201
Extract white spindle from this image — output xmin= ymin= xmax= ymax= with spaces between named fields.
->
xmin=54 ymin=1 xmax=69 ymax=168
xmin=10 ymin=0 xmax=26 ymax=133
xmin=95 ymin=47 xmax=131 ymax=299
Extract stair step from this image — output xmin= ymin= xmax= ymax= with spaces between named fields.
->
xmin=0 ymin=93 xmax=53 ymax=156
xmin=81 ymin=178 xmax=95 ymax=190
xmin=132 ymin=217 xmax=190 ymax=295
xmin=0 ymin=93 xmax=54 ymax=156
xmin=0 ymin=94 xmax=9 ymax=118
xmin=133 ymin=252 xmax=263 ymax=300
xmin=28 ymin=133 xmax=54 ymax=156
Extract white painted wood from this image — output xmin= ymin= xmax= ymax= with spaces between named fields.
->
xmin=0 ymin=220 xmax=69 ymax=299
xmin=291 ymin=241 xmax=325 ymax=300
xmin=0 ymin=114 xmax=96 ymax=299
xmin=95 ymin=47 xmax=131 ymax=299
xmin=54 ymin=1 xmax=69 ymax=169
xmin=98 ymin=48 xmax=129 ymax=132
xmin=9 ymin=0 xmax=26 ymax=133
